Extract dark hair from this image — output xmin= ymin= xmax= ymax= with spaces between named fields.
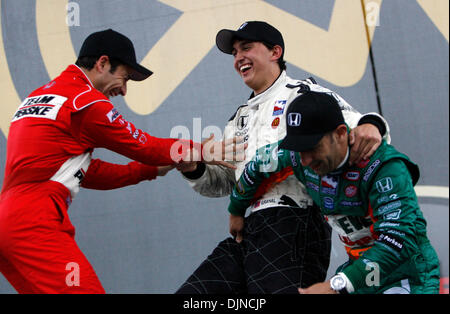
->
xmin=75 ymin=56 xmax=123 ymax=73
xmin=262 ymin=42 xmax=287 ymax=71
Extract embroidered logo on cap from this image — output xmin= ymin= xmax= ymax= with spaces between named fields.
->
xmin=239 ymin=22 xmax=248 ymax=30
xmin=288 ymin=112 xmax=301 ymax=127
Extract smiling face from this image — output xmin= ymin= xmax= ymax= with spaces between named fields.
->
xmin=97 ymin=63 xmax=131 ymax=99
xmin=88 ymin=56 xmax=131 ymax=99
xmin=231 ymin=40 xmax=282 ymax=95
xmin=299 ymin=126 xmax=349 ymax=176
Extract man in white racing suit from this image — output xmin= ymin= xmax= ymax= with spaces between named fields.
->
xmin=175 ymin=21 xmax=390 ymax=294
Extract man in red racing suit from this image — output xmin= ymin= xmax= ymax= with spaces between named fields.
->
xmin=0 ymin=29 xmax=203 ymax=293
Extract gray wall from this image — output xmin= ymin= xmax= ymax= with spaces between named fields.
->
xmin=0 ymin=0 xmax=448 ymax=293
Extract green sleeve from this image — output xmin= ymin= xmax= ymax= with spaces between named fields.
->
xmin=228 ymin=142 xmax=293 ymax=216
xmin=342 ymin=159 xmax=424 ymax=292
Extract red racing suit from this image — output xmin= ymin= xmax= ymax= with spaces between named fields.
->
xmin=0 ymin=64 xmax=189 ymax=293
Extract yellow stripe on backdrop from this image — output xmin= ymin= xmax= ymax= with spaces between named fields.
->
xmin=35 ymin=0 xmax=382 ymax=116
xmin=2 ymin=0 xmax=447 ymax=140
xmin=36 ymin=0 xmax=75 ymax=80
xmin=415 ymin=186 xmax=449 ymax=199
xmin=417 ymin=0 xmax=449 ymax=42
xmin=32 ymin=0 xmax=450 ymax=117
xmin=129 ymin=0 xmax=382 ymax=115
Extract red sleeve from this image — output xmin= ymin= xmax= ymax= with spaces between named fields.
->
xmin=81 ymin=158 xmax=158 ymax=190
xmin=70 ymin=101 xmax=196 ymax=166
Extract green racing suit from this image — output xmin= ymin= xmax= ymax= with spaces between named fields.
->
xmin=228 ymin=140 xmax=440 ymax=294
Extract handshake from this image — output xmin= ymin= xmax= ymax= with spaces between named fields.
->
xmin=157 ymin=135 xmax=247 ymax=176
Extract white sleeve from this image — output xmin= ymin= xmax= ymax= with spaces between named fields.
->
xmin=323 ymin=89 xmax=390 ymax=143
xmin=181 ymin=118 xmax=237 ymax=198
xmin=358 ymin=112 xmax=391 ymax=144
xmin=183 ymin=163 xmax=236 ymax=198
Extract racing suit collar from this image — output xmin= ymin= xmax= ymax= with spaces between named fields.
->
xmin=247 ymin=71 xmax=287 ymax=109
xmin=62 ymin=64 xmax=96 ymax=88
xmin=329 ymin=147 xmax=350 ymax=175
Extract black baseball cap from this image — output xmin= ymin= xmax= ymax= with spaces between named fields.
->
xmin=280 ymin=91 xmax=345 ymax=152
xmin=216 ymin=21 xmax=284 ymax=56
xmin=78 ymin=29 xmax=152 ymax=81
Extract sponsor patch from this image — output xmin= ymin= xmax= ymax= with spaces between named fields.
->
xmin=322 ymin=175 xmax=339 ymax=188
xmin=383 ymin=209 xmax=402 ymax=220
xmin=378 ymin=200 xmax=402 ymax=214
xmin=304 ymin=169 xmax=319 ymax=180
xmin=236 ymin=180 xmax=245 ymax=195
xmin=363 ymin=159 xmax=381 ymax=181
xmin=106 ymin=108 xmax=120 ymax=123
xmin=345 ymin=185 xmax=358 ymax=197
xmin=43 ymin=81 xmax=56 ymax=89
xmin=356 ymin=159 xmax=370 ymax=168
xmin=237 ymin=115 xmax=248 ymax=130
xmin=290 ymin=151 xmax=297 ymax=167
xmin=272 ymin=100 xmax=287 ymax=116
xmin=377 ymin=233 xmax=404 ymax=253
xmin=259 ymin=199 xmax=277 ymax=206
xmin=138 ymin=134 xmax=147 ymax=144
xmin=323 ymin=197 xmax=334 ymax=209
xmin=306 ymin=181 xmax=319 ymax=192
xmin=322 ymin=187 xmax=337 ymax=195
xmin=339 ymin=200 xmax=363 ymax=207
xmin=12 ymin=94 xmax=67 ymax=122
xmin=321 ymin=175 xmax=339 ymax=195
xmin=287 ymin=112 xmax=301 ymax=127
xmin=375 ymin=177 xmax=393 ymax=193
xmin=379 ymin=221 xmax=400 ymax=228
xmin=126 ymin=122 xmax=132 ymax=134
xmin=377 ymin=193 xmax=399 ymax=204
xmin=344 ymin=171 xmax=360 ymax=181
xmin=271 ymin=117 xmax=280 ymax=129
xmin=243 ymin=168 xmax=255 ymax=186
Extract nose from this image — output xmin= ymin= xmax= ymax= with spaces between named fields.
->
xmin=234 ymin=50 xmax=244 ymax=67
xmin=300 ymin=151 xmax=313 ymax=167
xmin=234 ymin=48 xmax=242 ymax=59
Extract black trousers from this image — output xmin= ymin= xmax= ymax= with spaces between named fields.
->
xmin=176 ymin=205 xmax=331 ymax=294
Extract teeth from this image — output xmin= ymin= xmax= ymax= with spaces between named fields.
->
xmin=240 ymin=64 xmax=251 ymax=72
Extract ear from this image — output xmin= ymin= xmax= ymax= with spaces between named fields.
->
xmin=335 ymin=124 xmax=348 ymax=143
xmin=95 ymin=55 xmax=109 ymax=73
xmin=271 ymin=45 xmax=283 ymax=61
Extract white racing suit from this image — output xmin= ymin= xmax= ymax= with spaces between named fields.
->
xmin=177 ymin=71 xmax=390 ymax=294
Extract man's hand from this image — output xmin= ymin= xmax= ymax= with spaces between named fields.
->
xmin=202 ymin=134 xmax=247 ymax=164
xmin=177 ymin=135 xmax=247 ymax=173
xmin=229 ymin=214 xmax=244 ymax=243
xmin=298 ymin=281 xmax=336 ymax=294
xmin=349 ymin=124 xmax=382 ymax=165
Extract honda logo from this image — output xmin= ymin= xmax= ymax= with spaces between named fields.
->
xmin=237 ymin=115 xmax=248 ymax=130
xmin=376 ymin=177 xmax=393 ymax=193
xmin=288 ymin=113 xmax=302 ymax=127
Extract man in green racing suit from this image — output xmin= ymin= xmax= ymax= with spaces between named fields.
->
xmin=228 ymin=91 xmax=440 ymax=294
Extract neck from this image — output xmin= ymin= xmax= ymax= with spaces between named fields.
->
xmin=79 ymin=67 xmax=95 ymax=84
xmin=253 ymin=68 xmax=282 ymax=95
xmin=80 ymin=67 xmax=106 ymax=94
xmin=336 ymin=147 xmax=350 ymax=169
